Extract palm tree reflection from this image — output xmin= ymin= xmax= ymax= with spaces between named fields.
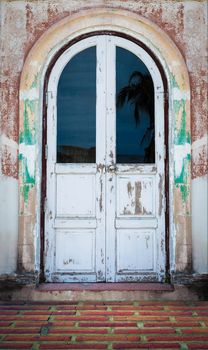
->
xmin=117 ymin=71 xmax=155 ymax=163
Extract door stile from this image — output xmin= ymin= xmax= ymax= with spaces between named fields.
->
xmin=95 ymin=36 xmax=107 ymax=281
xmin=105 ymin=37 xmax=116 ymax=282
xmin=45 ymin=87 xmax=57 ymax=281
xmin=155 ymin=89 xmax=166 ymax=280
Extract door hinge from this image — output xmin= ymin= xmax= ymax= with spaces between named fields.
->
xmin=45 ymin=145 xmax=48 ymax=159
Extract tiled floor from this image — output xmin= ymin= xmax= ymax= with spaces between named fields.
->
xmin=0 ymin=301 xmax=208 ymax=349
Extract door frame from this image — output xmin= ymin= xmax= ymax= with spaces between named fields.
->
xmin=41 ymin=31 xmax=169 ymax=282
xmin=18 ymin=8 xmax=191 ymax=281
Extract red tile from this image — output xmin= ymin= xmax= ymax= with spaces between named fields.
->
xmin=146 ymin=335 xmax=208 ymax=341
xmin=49 ymin=327 xmax=108 ymax=334
xmin=114 ymin=328 xmax=176 ymax=334
xmin=188 ymin=344 xmax=208 ymax=349
xmin=76 ymin=335 xmax=140 ymax=341
xmin=0 ymin=343 xmax=33 ymax=349
xmin=79 ymin=322 xmax=137 ymax=327
xmin=40 ymin=344 xmax=107 ymax=349
xmin=113 ymin=343 xmax=180 ymax=349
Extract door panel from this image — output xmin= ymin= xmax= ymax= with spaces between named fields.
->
xmin=45 ymin=35 xmax=166 ymax=283
xmin=116 ymin=175 xmax=155 ymax=217
xmin=56 ymin=173 xmax=96 ymax=217
xmin=116 ymin=229 xmax=155 ymax=272
xmin=55 ymin=230 xmax=95 ymax=272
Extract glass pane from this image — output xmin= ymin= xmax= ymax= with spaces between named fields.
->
xmin=57 ymin=47 xmax=96 ymax=163
xmin=116 ymin=47 xmax=155 ymax=163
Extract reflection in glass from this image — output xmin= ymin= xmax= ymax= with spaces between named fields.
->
xmin=116 ymin=47 xmax=155 ymax=163
xmin=57 ymin=47 xmax=96 ymax=163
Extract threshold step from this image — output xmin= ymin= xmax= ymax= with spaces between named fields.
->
xmin=38 ymin=282 xmax=174 ymax=292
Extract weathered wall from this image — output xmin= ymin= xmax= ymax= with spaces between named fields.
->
xmin=0 ymin=0 xmax=207 ymax=276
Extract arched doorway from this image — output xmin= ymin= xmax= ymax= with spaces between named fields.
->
xmin=18 ymin=9 xmax=191 ymax=282
xmin=44 ymin=35 xmax=166 ymax=282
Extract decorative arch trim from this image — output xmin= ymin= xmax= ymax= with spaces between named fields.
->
xmin=18 ymin=8 xmax=191 ymax=277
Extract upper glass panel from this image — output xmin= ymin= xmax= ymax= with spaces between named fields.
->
xmin=116 ymin=47 xmax=155 ymax=163
xmin=57 ymin=47 xmax=96 ymax=163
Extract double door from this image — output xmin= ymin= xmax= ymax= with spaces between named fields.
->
xmin=44 ymin=35 xmax=166 ymax=282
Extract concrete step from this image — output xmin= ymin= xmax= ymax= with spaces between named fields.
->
xmin=1 ymin=282 xmax=206 ymax=301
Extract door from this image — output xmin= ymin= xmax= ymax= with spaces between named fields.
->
xmin=44 ymin=35 xmax=166 ymax=282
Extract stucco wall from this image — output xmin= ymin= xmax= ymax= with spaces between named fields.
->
xmin=0 ymin=0 xmax=207 ymax=276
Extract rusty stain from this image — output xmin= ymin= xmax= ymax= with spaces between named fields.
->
xmin=158 ymin=174 xmax=163 ymax=216
xmin=99 ymin=178 xmax=103 ymax=212
xmin=192 ymin=144 xmax=208 ymax=179
xmin=1 ymin=148 xmax=18 ymax=179
xmin=127 ymin=181 xmax=134 ymax=197
xmin=135 ymin=181 xmax=142 ymax=215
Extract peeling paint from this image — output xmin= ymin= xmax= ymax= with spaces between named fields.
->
xmin=158 ymin=174 xmax=163 ymax=216
xmin=174 ymin=99 xmax=190 ymax=145
xmin=135 ymin=181 xmax=142 ymax=215
xmin=175 ymin=152 xmax=191 ymax=184
xmin=127 ymin=182 xmax=134 ymax=197
xmin=19 ymin=100 xmax=36 ymax=145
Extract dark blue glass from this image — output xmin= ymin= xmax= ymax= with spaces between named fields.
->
xmin=57 ymin=47 xmax=96 ymax=163
xmin=116 ymin=47 xmax=155 ymax=163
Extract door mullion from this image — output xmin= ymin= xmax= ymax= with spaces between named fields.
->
xmin=95 ymin=36 xmax=107 ymax=281
xmin=105 ymin=36 xmax=116 ymax=282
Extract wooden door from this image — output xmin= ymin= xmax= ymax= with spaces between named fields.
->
xmin=44 ymin=35 xmax=166 ymax=282
xmin=105 ymin=37 xmax=165 ymax=282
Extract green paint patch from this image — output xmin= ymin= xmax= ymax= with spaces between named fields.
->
xmin=175 ymin=154 xmax=191 ymax=185
xmin=19 ymin=99 xmax=37 ymax=145
xmin=170 ymin=73 xmax=180 ymax=89
xmin=20 ymin=184 xmax=31 ymax=203
xmin=175 ymin=153 xmax=191 ymax=204
xmin=174 ymin=99 xmax=190 ymax=145
xmin=179 ymin=184 xmax=190 ymax=204
xmin=19 ymin=153 xmax=35 ymax=203
xmin=30 ymin=73 xmax=39 ymax=89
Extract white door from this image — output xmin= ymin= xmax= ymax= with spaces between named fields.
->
xmin=44 ymin=35 xmax=166 ymax=282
